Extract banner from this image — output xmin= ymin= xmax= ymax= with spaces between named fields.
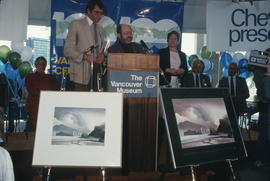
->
xmin=207 ymin=1 xmax=270 ymax=52
xmin=50 ymin=0 xmax=184 ymax=82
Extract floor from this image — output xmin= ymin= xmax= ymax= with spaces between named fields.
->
xmin=2 ymin=121 xmax=270 ymax=181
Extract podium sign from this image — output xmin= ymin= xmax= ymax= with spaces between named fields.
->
xmin=109 ymin=70 xmax=158 ymax=98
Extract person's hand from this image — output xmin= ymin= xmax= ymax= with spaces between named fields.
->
xmin=83 ymin=53 xmax=91 ymax=63
xmin=176 ymin=68 xmax=185 ymax=74
xmin=165 ymin=68 xmax=177 ymax=74
xmin=94 ymin=53 xmax=104 ymax=64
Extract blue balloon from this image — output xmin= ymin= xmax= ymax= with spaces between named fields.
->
xmin=5 ymin=63 xmax=19 ymax=80
xmin=17 ymin=75 xmax=25 ymax=88
xmin=220 ymin=53 xmax=233 ymax=68
xmin=240 ymin=71 xmax=251 ymax=79
xmin=223 ymin=67 xmax=228 ymax=77
xmin=0 ymin=59 xmax=5 ymax=73
xmin=238 ymin=58 xmax=248 ymax=73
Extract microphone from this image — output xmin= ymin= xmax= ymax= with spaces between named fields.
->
xmin=140 ymin=40 xmax=151 ymax=54
xmin=159 ymin=68 xmax=171 ymax=87
xmin=81 ymin=45 xmax=99 ymax=55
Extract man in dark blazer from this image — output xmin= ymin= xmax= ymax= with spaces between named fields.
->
xmin=108 ymin=24 xmax=144 ymax=53
xmin=218 ymin=62 xmax=249 ymax=117
xmin=182 ymin=59 xmax=211 ymax=88
xmin=159 ymin=31 xmax=188 ymax=87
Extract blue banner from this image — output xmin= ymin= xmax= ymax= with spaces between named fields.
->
xmin=50 ymin=0 xmax=184 ymax=82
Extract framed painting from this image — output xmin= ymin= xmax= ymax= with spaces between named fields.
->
xmin=32 ymin=91 xmax=123 ymax=168
xmin=159 ymin=88 xmax=247 ymax=168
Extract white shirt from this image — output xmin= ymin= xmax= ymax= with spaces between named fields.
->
xmin=86 ymin=16 xmax=93 ymax=27
xmin=0 ymin=147 xmax=14 ymax=181
xmin=170 ymin=51 xmax=181 ymax=87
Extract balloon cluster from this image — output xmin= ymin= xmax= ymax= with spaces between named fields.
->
xmin=0 ymin=43 xmax=33 ymax=88
xmin=219 ymin=52 xmax=250 ymax=79
xmin=187 ymin=46 xmax=213 ymax=82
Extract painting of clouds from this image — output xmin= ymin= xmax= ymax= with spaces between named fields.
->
xmin=52 ymin=107 xmax=106 ymax=146
xmin=172 ymin=98 xmax=235 ymax=149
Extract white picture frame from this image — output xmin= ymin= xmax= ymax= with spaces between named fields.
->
xmin=32 ymin=91 xmax=123 ymax=168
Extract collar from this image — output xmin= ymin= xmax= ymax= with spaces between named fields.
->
xmin=86 ymin=16 xmax=93 ymax=27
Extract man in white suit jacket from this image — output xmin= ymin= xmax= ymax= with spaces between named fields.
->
xmin=64 ymin=0 xmax=105 ymax=91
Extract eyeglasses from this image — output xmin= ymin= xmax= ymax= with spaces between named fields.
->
xmin=93 ymin=10 xmax=104 ymax=15
xmin=168 ymin=38 xmax=178 ymax=41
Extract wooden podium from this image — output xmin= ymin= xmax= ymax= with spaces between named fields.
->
xmin=107 ymin=53 xmax=159 ymax=173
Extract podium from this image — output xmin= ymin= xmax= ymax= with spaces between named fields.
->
xmin=107 ymin=53 xmax=159 ymax=172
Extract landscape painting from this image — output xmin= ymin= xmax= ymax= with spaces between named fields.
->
xmin=52 ymin=107 xmax=106 ymax=146
xmin=172 ymin=98 xmax=235 ymax=149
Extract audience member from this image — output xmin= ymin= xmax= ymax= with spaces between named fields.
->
xmin=159 ymin=31 xmax=187 ymax=87
xmin=0 ymin=73 xmax=8 ymax=139
xmin=64 ymin=0 xmax=105 ymax=91
xmin=218 ymin=62 xmax=249 ymax=118
xmin=108 ymin=24 xmax=144 ymax=53
xmin=25 ymin=57 xmax=60 ymax=131
xmin=0 ymin=146 xmax=14 ymax=181
xmin=182 ymin=59 xmax=211 ymax=88
xmin=253 ymin=53 xmax=270 ymax=168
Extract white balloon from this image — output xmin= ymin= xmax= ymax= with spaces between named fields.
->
xmin=21 ymin=47 xmax=33 ymax=62
xmin=11 ymin=41 xmax=24 ymax=53
xmin=232 ymin=53 xmax=244 ymax=62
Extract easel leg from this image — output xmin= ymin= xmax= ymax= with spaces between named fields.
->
xmin=101 ymin=167 xmax=106 ymax=181
xmin=46 ymin=167 xmax=51 ymax=181
xmin=190 ymin=165 xmax=197 ymax=181
xmin=226 ymin=159 xmax=237 ymax=181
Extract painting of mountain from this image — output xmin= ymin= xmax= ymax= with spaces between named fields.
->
xmin=172 ymin=98 xmax=235 ymax=149
xmin=51 ymin=107 xmax=106 ymax=146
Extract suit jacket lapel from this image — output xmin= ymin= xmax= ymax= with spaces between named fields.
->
xmin=82 ymin=18 xmax=92 ymax=46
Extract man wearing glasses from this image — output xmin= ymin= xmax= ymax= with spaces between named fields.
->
xmin=64 ymin=0 xmax=105 ymax=91
xmin=108 ymin=24 xmax=144 ymax=53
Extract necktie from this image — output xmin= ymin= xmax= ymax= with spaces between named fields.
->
xmin=230 ymin=77 xmax=235 ymax=96
xmin=93 ymin=22 xmax=98 ymax=57
xmin=195 ymin=74 xmax=199 ymax=88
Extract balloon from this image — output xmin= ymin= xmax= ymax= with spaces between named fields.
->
xmin=19 ymin=61 xmax=32 ymax=78
xmin=200 ymin=46 xmax=211 ymax=59
xmin=201 ymin=59 xmax=214 ymax=73
xmin=11 ymin=41 xmax=24 ymax=53
xmin=17 ymin=75 xmax=25 ymax=88
xmin=21 ymin=47 xmax=33 ymax=61
xmin=8 ymin=51 xmax=22 ymax=69
xmin=238 ymin=58 xmax=248 ymax=73
xmin=223 ymin=67 xmax=228 ymax=77
xmin=240 ymin=71 xmax=251 ymax=79
xmin=219 ymin=53 xmax=232 ymax=68
xmin=233 ymin=53 xmax=244 ymax=62
xmin=0 ymin=45 xmax=11 ymax=64
xmin=0 ymin=60 xmax=5 ymax=73
xmin=200 ymin=60 xmax=205 ymax=73
xmin=188 ymin=54 xmax=198 ymax=67
xmin=5 ymin=63 xmax=19 ymax=80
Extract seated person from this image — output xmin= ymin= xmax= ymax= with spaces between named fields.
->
xmin=159 ymin=31 xmax=187 ymax=87
xmin=0 ymin=146 xmax=14 ymax=181
xmin=182 ymin=59 xmax=211 ymax=88
xmin=108 ymin=24 xmax=144 ymax=53
xmin=218 ymin=62 xmax=249 ymax=118
xmin=0 ymin=73 xmax=8 ymax=139
xmin=25 ymin=57 xmax=60 ymax=131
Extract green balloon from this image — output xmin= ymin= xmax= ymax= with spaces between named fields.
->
xmin=19 ymin=61 xmax=32 ymax=78
xmin=0 ymin=45 xmax=11 ymax=64
xmin=188 ymin=54 xmax=199 ymax=67
xmin=200 ymin=46 xmax=211 ymax=59
xmin=8 ymin=51 xmax=22 ymax=69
